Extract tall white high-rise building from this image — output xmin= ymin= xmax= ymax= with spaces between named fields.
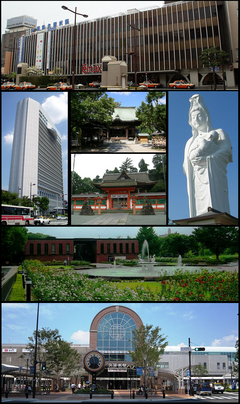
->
xmin=9 ymin=98 xmax=64 ymax=213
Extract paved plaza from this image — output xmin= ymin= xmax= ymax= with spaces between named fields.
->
xmin=71 ymin=212 xmax=166 ymax=225
xmin=72 ymin=140 xmax=166 ymax=153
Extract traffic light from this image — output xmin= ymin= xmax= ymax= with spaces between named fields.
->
xmin=42 ymin=362 xmax=46 ymax=370
xmin=194 ymin=347 xmax=205 ymax=351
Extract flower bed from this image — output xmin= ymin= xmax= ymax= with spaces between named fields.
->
xmin=23 ymin=260 xmax=238 ymax=302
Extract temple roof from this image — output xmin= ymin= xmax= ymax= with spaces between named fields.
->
xmin=93 ymin=171 xmax=157 ymax=189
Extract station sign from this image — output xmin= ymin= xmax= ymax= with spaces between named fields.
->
xmin=180 ymin=347 xmax=192 ymax=352
xmin=82 ymin=64 xmax=102 ymax=74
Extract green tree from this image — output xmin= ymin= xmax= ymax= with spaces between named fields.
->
xmin=138 ymin=158 xmax=149 ymax=172
xmin=199 ymin=47 xmax=229 ymax=90
xmin=20 ymin=327 xmax=81 ymax=392
xmin=105 ymin=167 xmax=120 ymax=174
xmin=39 ymin=197 xmax=50 ymax=214
xmin=129 ymin=324 xmax=168 ymax=369
xmin=192 ymin=364 xmax=208 ymax=377
xmin=234 ymin=340 xmax=238 ymax=375
xmin=71 ymin=92 xmax=120 ymax=140
xmin=136 ymin=92 xmax=166 ymax=135
xmin=1 ymin=227 xmax=28 ymax=264
xmin=136 ymin=227 xmax=161 ymax=256
xmin=119 ymin=157 xmax=138 ymax=173
xmin=149 ymin=154 xmax=166 ymax=192
xmin=71 ymin=171 xmax=99 ymax=194
xmin=1 ymin=191 xmax=21 ymax=206
xmin=192 ymin=227 xmax=238 ymax=260
xmin=160 ymin=233 xmax=192 ymax=257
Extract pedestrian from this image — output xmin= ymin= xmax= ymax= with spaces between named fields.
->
xmin=78 ymin=383 xmax=81 ymax=389
xmin=28 ymin=385 xmax=32 ymax=395
xmin=71 ymin=383 xmax=76 ymax=394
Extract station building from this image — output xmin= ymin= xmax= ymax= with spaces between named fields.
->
xmin=2 ymin=305 xmax=237 ymax=393
xmin=6 ymin=1 xmax=238 ymax=87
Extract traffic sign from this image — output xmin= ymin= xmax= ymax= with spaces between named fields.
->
xmin=180 ymin=347 xmax=191 ymax=352
xmin=186 ymin=371 xmax=190 ymax=377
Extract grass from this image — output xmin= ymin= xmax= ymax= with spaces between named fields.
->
xmin=8 ymin=273 xmax=25 ymax=301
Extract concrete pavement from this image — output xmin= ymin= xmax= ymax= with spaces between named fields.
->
xmin=72 ymin=140 xmax=166 ymax=153
xmin=71 ymin=212 xmax=166 ymax=225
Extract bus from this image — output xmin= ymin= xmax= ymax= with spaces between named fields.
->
xmin=1 ymin=204 xmax=34 ymax=225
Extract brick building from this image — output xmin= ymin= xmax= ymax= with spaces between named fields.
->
xmin=24 ymin=238 xmax=139 ymax=263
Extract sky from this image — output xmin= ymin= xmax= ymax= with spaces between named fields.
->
xmin=24 ymin=226 xmax=194 ymax=239
xmin=168 ymin=91 xmax=238 ymax=221
xmin=2 ymin=303 xmax=238 ymax=348
xmin=1 ymin=1 xmax=164 ymax=37
xmin=1 ymin=92 xmax=68 ymax=199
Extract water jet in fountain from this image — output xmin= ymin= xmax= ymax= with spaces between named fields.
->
xmin=139 ymin=240 xmax=157 ymax=271
xmin=177 ymin=255 xmax=182 ymax=267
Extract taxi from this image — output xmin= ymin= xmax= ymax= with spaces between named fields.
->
xmin=169 ymin=80 xmax=195 ymax=89
xmin=14 ymin=82 xmax=36 ymax=90
xmin=46 ymin=82 xmax=72 ymax=90
xmin=139 ymin=80 xmax=162 ymax=88
xmin=1 ymin=81 xmax=15 ymax=90
xmin=89 ymin=81 xmax=101 ymax=88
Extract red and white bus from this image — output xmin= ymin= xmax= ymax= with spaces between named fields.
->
xmin=1 ymin=204 xmax=34 ymax=225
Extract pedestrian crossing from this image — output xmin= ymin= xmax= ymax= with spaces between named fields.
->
xmin=195 ymin=392 xmax=238 ymax=400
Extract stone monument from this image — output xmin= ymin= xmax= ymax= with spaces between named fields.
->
xmin=80 ymin=198 xmax=94 ymax=215
xmin=140 ymin=196 xmax=155 ymax=215
xmin=183 ymin=94 xmax=232 ymax=217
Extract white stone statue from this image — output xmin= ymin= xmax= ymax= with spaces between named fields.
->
xmin=183 ymin=94 xmax=232 ymax=217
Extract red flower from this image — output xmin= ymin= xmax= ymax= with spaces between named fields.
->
xmin=173 ymin=297 xmax=180 ymax=301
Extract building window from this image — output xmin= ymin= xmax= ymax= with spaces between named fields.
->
xmin=107 ymin=243 xmax=110 ymax=253
xmin=30 ymin=244 xmax=34 ymax=254
xmin=52 ymin=244 xmax=56 ymax=254
xmin=37 ymin=244 xmax=41 ymax=255
xmin=113 ymin=243 xmax=117 ymax=254
xmin=59 ymin=244 xmax=63 ymax=255
xmin=101 ymin=244 xmax=104 ymax=254
xmin=44 ymin=244 xmax=48 ymax=255
xmin=126 ymin=243 xmax=129 ymax=254
xmin=159 ymin=362 xmax=169 ymax=368
xmin=132 ymin=243 xmax=135 ymax=253
xmin=66 ymin=243 xmax=70 ymax=254
xmin=222 ymin=363 xmax=226 ymax=370
xmin=119 ymin=243 xmax=123 ymax=253
xmin=203 ymin=362 xmax=207 ymax=369
xmin=217 ymin=362 xmax=220 ymax=369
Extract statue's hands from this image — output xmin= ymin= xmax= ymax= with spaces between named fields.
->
xmin=191 ymin=156 xmax=206 ymax=166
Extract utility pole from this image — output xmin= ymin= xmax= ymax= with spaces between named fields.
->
xmin=188 ymin=337 xmax=192 ymax=396
xmin=32 ymin=303 xmax=39 ymax=398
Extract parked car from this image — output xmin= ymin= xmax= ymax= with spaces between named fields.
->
xmin=139 ymin=80 xmax=162 ymax=88
xmin=46 ymin=82 xmax=71 ymax=90
xmin=34 ymin=216 xmax=50 ymax=225
xmin=169 ymin=80 xmax=195 ymax=89
xmin=212 ymin=383 xmax=224 ymax=394
xmin=89 ymin=81 xmax=101 ymax=88
xmin=196 ymin=383 xmax=212 ymax=396
xmin=14 ymin=82 xmax=36 ymax=90
xmin=56 ymin=216 xmax=67 ymax=220
xmin=1 ymin=81 xmax=15 ymax=90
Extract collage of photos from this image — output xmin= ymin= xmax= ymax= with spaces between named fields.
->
xmin=1 ymin=0 xmax=239 ymax=402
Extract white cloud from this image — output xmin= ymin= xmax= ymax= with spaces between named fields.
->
xmin=4 ymin=131 xmax=14 ymax=145
xmin=42 ymin=93 xmax=68 ymax=124
xmin=182 ymin=311 xmax=196 ymax=321
xmin=70 ymin=330 xmax=89 ymax=344
xmin=211 ymin=334 xmax=237 ymax=347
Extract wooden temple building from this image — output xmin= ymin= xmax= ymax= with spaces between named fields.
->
xmin=72 ymin=171 xmax=166 ymax=212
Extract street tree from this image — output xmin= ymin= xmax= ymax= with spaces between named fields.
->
xmin=21 ymin=327 xmax=81 ymax=392
xmin=192 ymin=226 xmax=239 ymax=260
xmin=1 ymin=191 xmax=21 ymax=206
xmin=199 ymin=47 xmax=229 ymax=90
xmin=129 ymin=324 xmax=168 ymax=369
xmin=192 ymin=364 xmax=208 ymax=377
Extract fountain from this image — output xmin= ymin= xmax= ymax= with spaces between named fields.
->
xmin=177 ymin=254 xmax=182 ymax=267
xmin=138 ymin=240 xmax=157 ymax=271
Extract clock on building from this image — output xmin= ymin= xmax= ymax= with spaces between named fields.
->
xmin=83 ymin=350 xmax=105 ymax=373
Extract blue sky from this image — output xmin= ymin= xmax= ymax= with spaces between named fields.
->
xmin=108 ymin=91 xmax=166 ymax=108
xmin=2 ymin=303 xmax=238 ymax=348
xmin=1 ymin=92 xmax=68 ymax=199
xmin=24 ymin=226 xmax=194 ymax=239
xmin=169 ymin=91 xmax=238 ymax=221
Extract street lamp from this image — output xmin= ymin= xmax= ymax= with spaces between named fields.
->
xmin=62 ymin=5 xmax=88 ymax=89
xmin=127 ymin=23 xmax=141 ymax=90
xmin=30 ymin=183 xmax=36 ymax=203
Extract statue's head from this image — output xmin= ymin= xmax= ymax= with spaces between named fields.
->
xmin=188 ymin=94 xmax=212 ymax=136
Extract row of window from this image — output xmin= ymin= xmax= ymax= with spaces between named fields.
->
xmin=29 ymin=243 xmax=70 ymax=255
xmin=100 ymin=243 xmax=136 ymax=254
xmin=159 ymin=362 xmax=227 ymax=370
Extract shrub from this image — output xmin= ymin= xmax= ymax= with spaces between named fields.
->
xmin=8 ymin=274 xmax=25 ymax=301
